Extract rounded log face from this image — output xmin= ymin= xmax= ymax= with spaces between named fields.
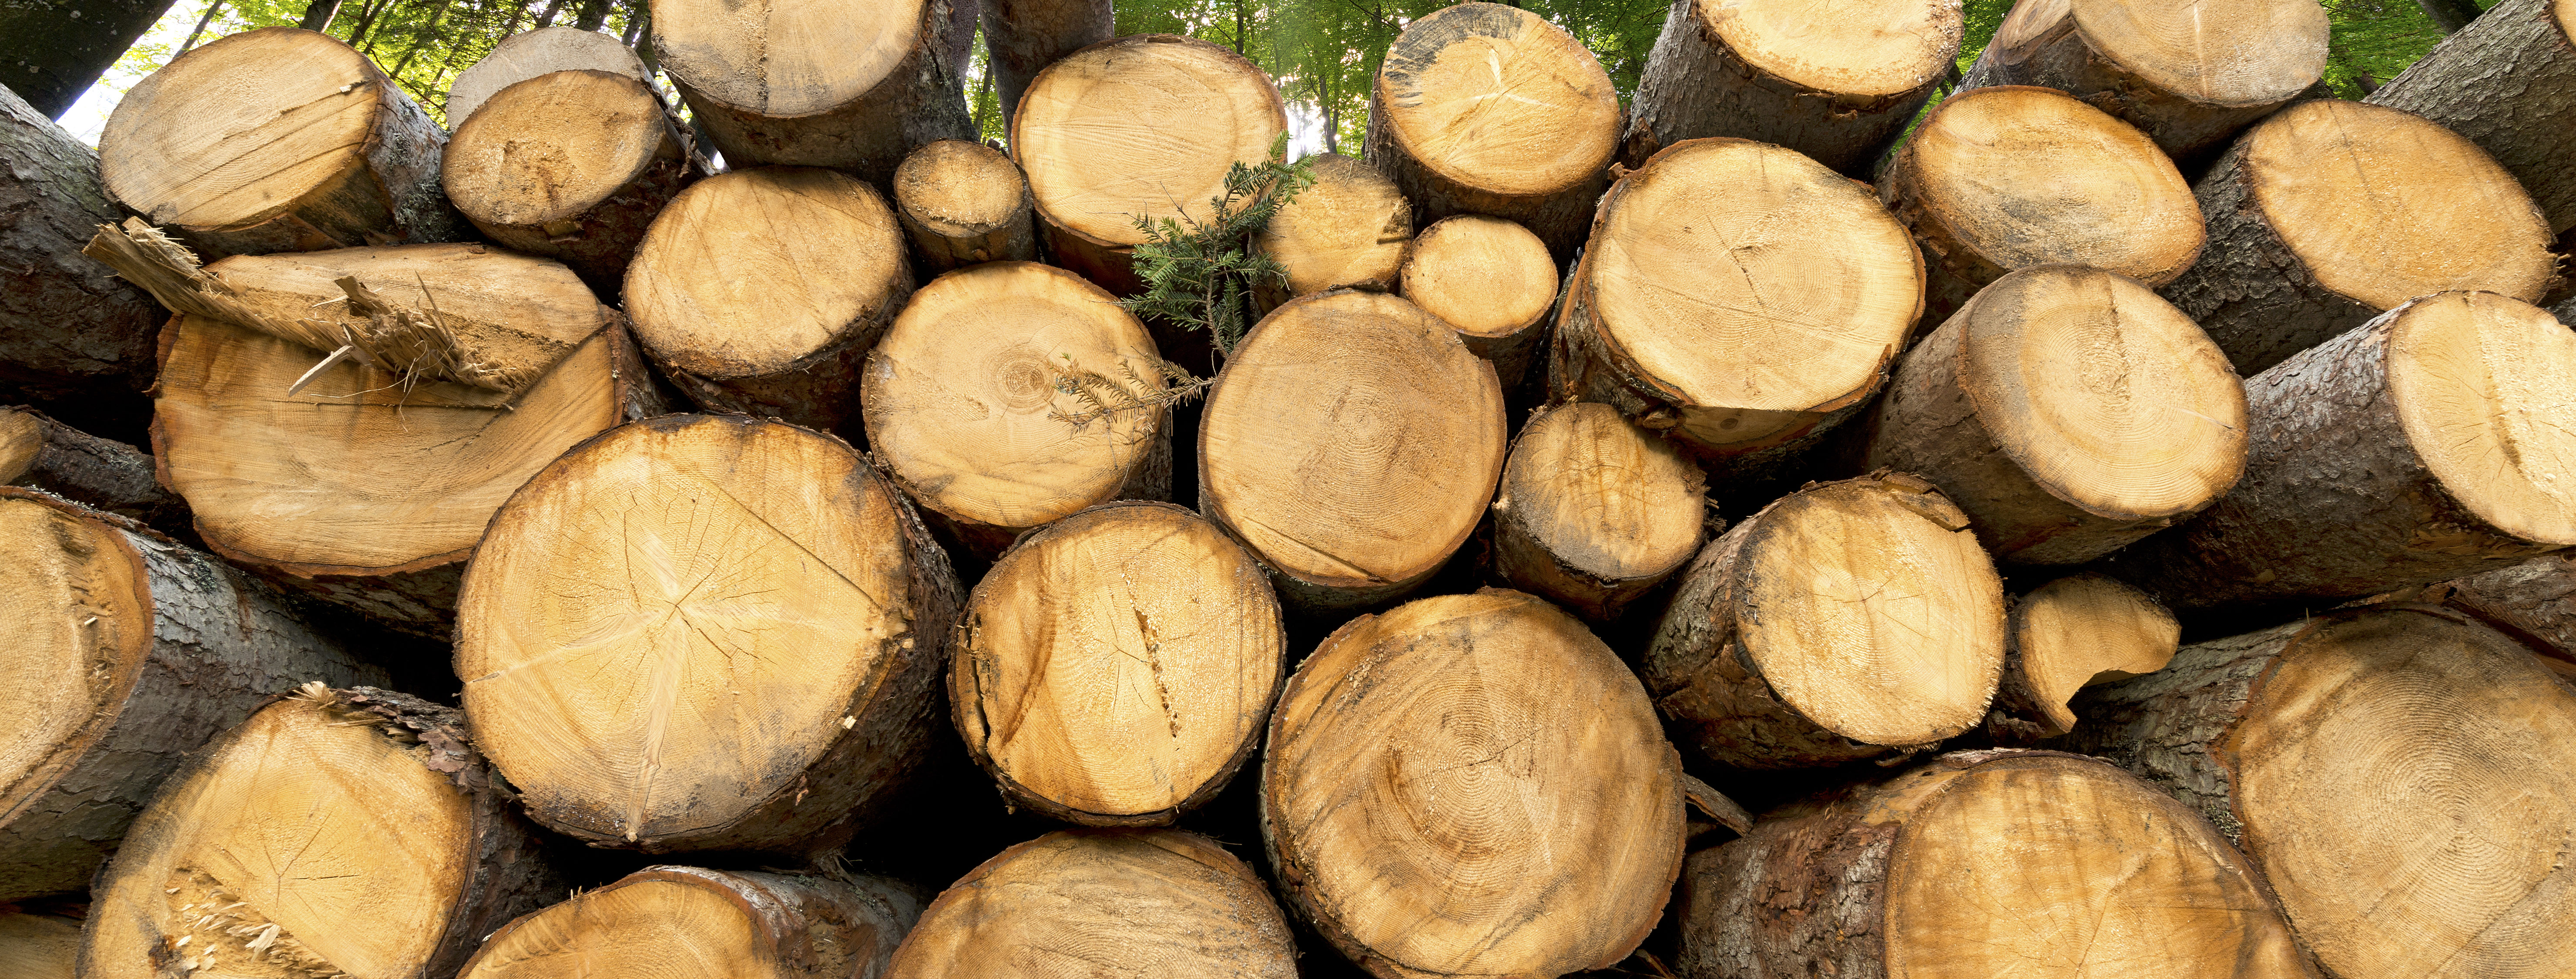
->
xmin=886 ymin=829 xmax=1297 ymax=979
xmin=446 ymin=26 xmax=652 ymax=127
xmin=0 ymin=912 xmax=78 ymax=979
xmin=2006 ymin=573 xmax=2178 ymax=736
xmin=1013 ymin=35 xmax=1287 ymax=249
xmin=2053 ymin=0 xmax=2324 ymax=107
xmin=651 ymin=0 xmax=921 ymax=118
xmin=0 ymin=498 xmax=149 ymax=820
xmin=895 ymin=140 xmax=1030 ymax=239
xmin=953 ymin=502 xmax=1285 ymax=824
xmin=1707 ymin=0 xmax=1958 ymax=96
xmin=462 ymin=867 xmax=921 ymax=979
xmin=1255 ymin=153 xmax=1412 ymax=298
xmin=445 ymin=71 xmax=675 ymax=229
xmin=1491 ymin=403 xmax=1706 ymax=620
xmin=1199 ymin=291 xmax=1506 ymax=609
xmin=2388 ymin=292 xmax=2576 ymax=548
xmin=1402 ymin=215 xmax=1554 ymax=343
xmin=1264 ymin=590 xmax=1682 ymax=979
xmin=1374 ymin=3 xmax=1619 ymax=198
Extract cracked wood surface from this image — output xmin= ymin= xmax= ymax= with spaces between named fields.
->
xmin=1489 ymin=402 xmax=1706 ymax=621
xmin=444 ymin=70 xmax=701 ymax=297
xmin=462 ymin=866 xmax=924 ymax=979
xmin=2368 ymin=0 xmax=2576 ymax=235
xmin=894 ymin=139 xmax=1040 ymax=274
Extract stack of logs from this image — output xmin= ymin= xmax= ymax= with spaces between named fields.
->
xmin=4 ymin=0 xmax=2575 ymax=977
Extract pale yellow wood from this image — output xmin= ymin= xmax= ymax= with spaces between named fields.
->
xmin=1708 ymin=0 xmax=1961 ymax=97
xmin=99 ymin=29 xmax=380 ymax=229
xmin=2071 ymin=0 xmax=2328 ymax=105
xmin=192 ymin=243 xmax=611 ymax=387
xmin=649 ymin=0 xmax=920 ymax=117
xmin=0 ymin=410 xmax=40 ymax=482
xmin=886 ymin=830 xmax=1296 ymax=979
xmin=2388 ymin=291 xmax=2576 ymax=548
xmin=467 ymin=878 xmax=771 ymax=979
xmin=1492 ymin=402 xmax=1704 ymax=612
xmin=1013 ymin=35 xmax=1287 ymax=247
xmin=895 ymin=140 xmax=1028 ymax=239
xmin=445 ymin=26 xmax=651 ymax=127
xmin=1256 ymin=153 xmax=1411 ymax=297
xmin=446 ymin=70 xmax=671 ymax=227
xmin=625 ymin=168 xmax=910 ymax=379
xmin=0 ymin=500 xmax=148 ymax=822
xmin=1401 ymin=215 xmax=1553 ymax=340
xmin=0 ymin=913 xmax=80 ymax=979
xmin=1375 ymin=3 xmax=1620 ymax=197
xmin=2013 ymin=573 xmax=2179 ymax=733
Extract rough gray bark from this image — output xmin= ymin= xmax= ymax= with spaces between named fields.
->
xmin=0 ymin=406 xmax=191 ymax=539
xmin=2369 ymin=0 xmax=2576 ymax=235
xmin=0 ymin=0 xmax=175 ymax=118
xmin=2417 ymin=552 xmax=2576 ymax=659
xmin=981 ymin=0 xmax=1112 ymax=124
xmin=0 ymin=82 xmax=160 ymax=443
xmin=1620 ymin=0 xmax=1950 ymax=177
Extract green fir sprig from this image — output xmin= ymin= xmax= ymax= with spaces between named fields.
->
xmin=1114 ymin=132 xmax=1318 ymax=357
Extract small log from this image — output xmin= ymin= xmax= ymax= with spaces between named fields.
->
xmin=1252 ymin=152 xmax=1410 ymax=312
xmin=0 ymin=406 xmax=191 ymax=537
xmin=2159 ymin=98 xmax=2557 ymax=376
xmin=460 ymin=866 xmax=924 ymax=979
xmin=1400 ymin=215 xmax=1554 ymax=390
xmin=649 ymin=0 xmax=974 ymax=186
xmin=2421 ymin=553 xmax=2576 ymax=666
xmin=2065 ymin=606 xmax=2576 ymax=979
xmin=443 ymin=69 xmax=701 ymax=296
xmin=1364 ymin=2 xmax=1621 ymax=257
xmin=1620 ymin=0 xmax=1962 ymax=176
xmin=0 ymin=909 xmax=79 ymax=979
xmin=2091 ymin=291 xmax=2576 ymax=612
xmin=886 ymin=829 xmax=1296 ymax=979
xmin=1490 ymin=402 xmax=1707 ymax=621
xmin=1676 ymin=750 xmax=2308 ymax=979
xmin=456 ymin=414 xmax=959 ymax=854
xmin=78 ymin=686 xmax=560 ymax=979
xmin=626 ymin=167 xmax=915 ymax=431
xmin=892 ymin=139 xmax=1039 ymax=274
xmin=2367 ymin=0 xmax=2576 ymax=236
xmin=1200 ymin=291 xmax=1504 ymax=612
xmin=981 ymin=0 xmax=1114 ymax=124
xmin=1645 ymin=472 xmax=2006 ymax=769
xmin=444 ymin=25 xmax=653 ymax=128
xmin=862 ymin=262 xmax=1171 ymax=556
xmin=1263 ymin=589 xmax=1683 ymax=979
xmin=1985 ymin=573 xmax=2180 ymax=743
xmin=0 ymin=82 xmax=158 ymax=441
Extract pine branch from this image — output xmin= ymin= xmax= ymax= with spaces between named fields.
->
xmin=1114 ymin=132 xmax=1317 ymax=356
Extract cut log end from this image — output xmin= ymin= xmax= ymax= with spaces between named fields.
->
xmin=461 ymin=867 xmax=922 ymax=979
xmin=0 ymin=912 xmax=78 ymax=979
xmin=0 ymin=497 xmax=150 ymax=819
xmin=2004 ymin=573 xmax=2179 ymax=737
xmin=2389 ymin=292 xmax=2576 ymax=548
xmin=443 ymin=69 xmax=691 ymax=290
xmin=654 ymin=0 xmax=921 ymax=118
xmin=1995 ymin=0 xmax=2327 ymax=106
xmin=1401 ymin=214 xmax=1554 ymax=384
xmin=1492 ymin=402 xmax=1706 ymax=620
xmin=1373 ymin=3 xmax=1619 ymax=199
xmin=1710 ymin=0 xmax=1959 ymax=97
xmin=444 ymin=25 xmax=653 ymax=128
xmin=894 ymin=139 xmax=1038 ymax=271
xmin=1255 ymin=152 xmax=1412 ymax=303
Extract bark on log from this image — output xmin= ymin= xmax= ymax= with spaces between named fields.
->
xmin=0 ymin=82 xmax=159 ymax=444
xmin=1490 ymin=402 xmax=1707 ymax=621
xmin=0 ymin=491 xmax=379 ymax=902
xmin=0 ymin=909 xmax=79 ymax=979
xmin=952 ymin=501 xmax=1282 ymax=825
xmin=1012 ymin=34 xmax=1286 ymax=295
xmin=1879 ymin=86 xmax=2204 ymax=328
xmin=1619 ymin=0 xmax=1961 ymax=177
xmin=456 ymin=414 xmax=959 ymax=855
xmin=1856 ymin=265 xmax=2247 ymax=565
xmin=626 ymin=167 xmax=914 ymax=431
xmin=2089 ymin=291 xmax=2576 ymax=612
xmin=444 ymin=25 xmax=653 ymax=128
xmin=2064 ymin=606 xmax=2576 ymax=979
xmin=1253 ymin=152 xmax=1410 ymax=313
xmin=862 ymin=262 xmax=1171 ymax=557
xmin=885 ymin=829 xmax=1296 ymax=979
xmin=0 ymin=0 xmax=173 ymax=119
xmin=99 ymin=28 xmax=464 ymax=259
xmin=1644 ymin=472 xmax=2006 ymax=769
xmin=2417 ymin=553 xmax=2576 ymax=666
xmin=1984 ymin=572 xmax=2179 ymax=743
xmin=1400 ymin=215 xmax=1554 ymax=390
xmin=2368 ymin=0 xmax=2576 ymax=236
xmin=461 ymin=866 xmax=924 ymax=979
xmin=1262 ymin=589 xmax=1683 ymax=979
xmin=649 ymin=0 xmax=974 ymax=187
xmin=981 ymin=0 xmax=1114 ymax=126
xmin=1956 ymin=0 xmax=2329 ymax=167
xmin=1364 ymin=3 xmax=1621 ymax=258
xmin=0 ymin=406 xmax=191 ymax=538
xmin=2158 ymin=98 xmax=2558 ymax=376
xmin=1550 ymin=138 xmax=1922 ymax=477
xmin=1199 ymin=291 xmax=1504 ymax=612
xmin=892 ymin=139 xmax=1038 ymax=274
xmin=1675 ymin=749 xmax=2311 ymax=979
xmin=443 ymin=69 xmax=701 ymax=297
xmin=78 ymin=686 xmax=561 ymax=979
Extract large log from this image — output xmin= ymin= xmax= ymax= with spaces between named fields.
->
xmin=1199 ymin=290 xmax=1504 ymax=611
xmin=456 ymin=414 xmax=959 ymax=854
xmin=1645 ymin=472 xmax=2007 ymax=769
xmin=1399 ymin=215 xmax=1553 ymax=390
xmin=952 ymin=501 xmax=1282 ymax=825
xmin=862 ymin=261 xmax=1170 ymax=556
xmin=1959 ymin=0 xmax=2329 ymax=166
xmin=2091 ymin=291 xmax=2576 ymax=612
xmin=1262 ymin=589 xmax=1683 ymax=979
xmin=79 ymin=686 xmax=560 ymax=979
xmin=1490 ymin=402 xmax=1707 ymax=621
xmin=981 ymin=0 xmax=1114 ymax=125
xmin=1012 ymin=34 xmax=1287 ymax=295
xmin=1619 ymin=0 xmax=1961 ymax=177
xmin=885 ymin=829 xmax=1296 ymax=979
xmin=626 ymin=167 xmax=914 ymax=431
xmin=460 ymin=866 xmax=924 ymax=979
xmin=1984 ymin=572 xmax=2179 ymax=743
xmin=1857 ymin=265 xmax=2247 ymax=565
xmin=2158 ymin=99 xmax=2557 ymax=376
xmin=444 ymin=25 xmax=653 ymax=128
xmin=648 ymin=0 xmax=974 ymax=186
xmin=1550 ymin=138 xmax=1922 ymax=475
xmin=0 ymin=406 xmax=191 ymax=538
xmin=443 ymin=69 xmax=701 ymax=296
xmin=2367 ymin=0 xmax=2576 ymax=237
xmin=0 ymin=0 xmax=172 ymax=118
xmin=1364 ymin=2 xmax=1621 ymax=257
xmin=1676 ymin=750 xmax=2310 ymax=979
xmin=0 ymin=491 xmax=378 ymax=901
xmin=2065 ymin=606 xmax=2576 ymax=979
xmin=1252 ymin=152 xmax=1411 ymax=312
xmin=893 ymin=139 xmax=1039 ymax=274
xmin=99 ymin=28 xmax=463 ymax=259
xmin=1879 ymin=86 xmax=2204 ymax=327
xmin=0 ymin=82 xmax=159 ymax=442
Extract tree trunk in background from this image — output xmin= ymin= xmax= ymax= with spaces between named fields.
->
xmin=0 ymin=82 xmax=161 ymax=446
xmin=981 ymin=0 xmax=1112 ymax=126
xmin=2418 ymin=0 xmax=2489 ymax=33
xmin=0 ymin=0 xmax=177 ymax=118
xmin=298 ymin=0 xmax=343 ymax=32
xmin=2368 ymin=0 xmax=2576 ymax=237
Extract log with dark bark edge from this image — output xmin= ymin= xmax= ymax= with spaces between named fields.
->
xmin=2064 ymin=606 xmax=2576 ymax=979
xmin=1252 ymin=152 xmax=1410 ymax=313
xmin=1675 ymin=749 xmax=2311 ymax=979
xmin=444 ymin=25 xmax=654 ymax=128
xmin=1399 ymin=215 xmax=1554 ymax=390
xmin=1644 ymin=472 xmax=2007 ymax=769
xmin=1012 ymin=34 xmax=1287 ymax=296
xmin=885 ymin=829 xmax=1296 ymax=979
xmin=0 ymin=406 xmax=191 ymax=539
xmin=1957 ymin=0 xmax=2329 ymax=167
xmin=460 ymin=866 xmax=925 ymax=979
xmin=862 ymin=262 xmax=1171 ymax=557
xmin=0 ymin=0 xmax=171 ymax=118
xmin=443 ymin=69 xmax=701 ymax=296
xmin=981 ymin=0 xmax=1114 ymax=126
xmin=2089 ymin=291 xmax=2576 ymax=612
xmin=1550 ymin=138 xmax=1922 ymax=478
xmin=1878 ymin=86 xmax=2204 ymax=328
xmin=2368 ymin=0 xmax=2576 ymax=236
xmin=625 ymin=167 xmax=914 ymax=431
xmin=951 ymin=501 xmax=1283 ymax=826
xmin=648 ymin=0 xmax=974 ymax=187
xmin=2159 ymin=99 xmax=2558 ymax=377
xmin=1262 ymin=589 xmax=1683 ymax=979
xmin=456 ymin=413 xmax=959 ymax=855
xmin=1364 ymin=2 xmax=1622 ymax=258
xmin=1199 ymin=290 xmax=1505 ymax=612
xmin=0 ymin=491 xmax=379 ymax=902
xmin=2412 ymin=553 xmax=2576 ymax=670
xmin=0 ymin=908 xmax=80 ymax=979
xmin=1490 ymin=402 xmax=1707 ymax=622
xmin=892 ymin=139 xmax=1039 ymax=274
xmin=1618 ymin=0 xmax=1960 ymax=177
xmin=0 ymin=82 xmax=159 ymax=444
xmin=1857 ymin=265 xmax=2247 ymax=565
xmin=78 ymin=686 xmax=561 ymax=979
xmin=1984 ymin=572 xmax=2179 ymax=744
xmin=98 ymin=28 xmax=463 ymax=259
